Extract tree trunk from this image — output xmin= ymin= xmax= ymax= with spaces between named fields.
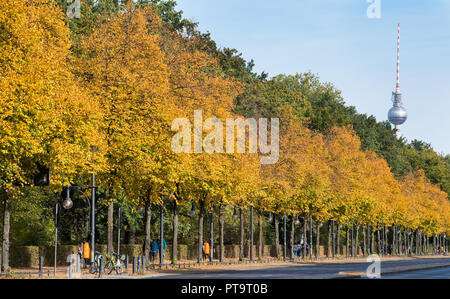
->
xmin=302 ymin=216 xmax=307 ymax=259
xmin=377 ymin=228 xmax=381 ymax=255
xmin=332 ymin=221 xmax=336 ymax=258
xmin=290 ymin=216 xmax=295 ymax=259
xmin=327 ymin=221 xmax=332 ymax=257
xmin=198 ymin=203 xmax=204 ymax=263
xmin=143 ymin=199 xmax=151 ymax=259
xmin=438 ymin=235 xmax=441 ymax=254
xmin=385 ymin=226 xmax=389 ymax=255
xmin=415 ymin=230 xmax=419 ymax=255
xmin=275 ymin=214 xmax=280 ymax=258
xmin=406 ymin=229 xmax=409 ymax=255
xmin=258 ymin=212 xmax=263 ymax=259
xmin=351 ymin=223 xmax=354 ymax=257
xmin=346 ymin=227 xmax=349 ymax=258
xmin=337 ymin=223 xmax=342 ymax=255
xmin=316 ymin=222 xmax=320 ymax=258
xmin=107 ymin=201 xmax=114 ymax=255
xmin=371 ymin=228 xmax=375 ymax=255
xmin=423 ymin=234 xmax=427 ymax=255
xmin=239 ymin=209 xmax=244 ymax=261
xmin=418 ymin=231 xmax=421 ymax=255
xmin=433 ymin=235 xmax=436 ymax=255
xmin=355 ymin=225 xmax=360 ymax=256
xmin=363 ymin=226 xmax=367 ymax=256
xmin=392 ymin=225 xmax=396 ymax=256
xmin=2 ymin=200 xmax=11 ymax=272
xmin=219 ymin=205 xmax=224 ymax=262
xmin=172 ymin=201 xmax=179 ymax=264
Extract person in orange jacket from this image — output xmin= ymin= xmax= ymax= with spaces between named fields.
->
xmin=203 ymin=241 xmax=211 ymax=262
xmin=82 ymin=240 xmax=91 ymax=268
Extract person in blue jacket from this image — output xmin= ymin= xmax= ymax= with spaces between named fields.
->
xmin=150 ymin=240 xmax=159 ymax=264
xmin=156 ymin=236 xmax=167 ymax=263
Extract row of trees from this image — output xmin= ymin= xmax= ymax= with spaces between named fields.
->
xmin=1 ymin=0 xmax=448 ymax=270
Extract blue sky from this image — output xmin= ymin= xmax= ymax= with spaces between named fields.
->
xmin=175 ymin=0 xmax=450 ymax=155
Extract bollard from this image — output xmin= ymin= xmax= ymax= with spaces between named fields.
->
xmin=125 ymin=255 xmax=129 ymax=272
xmin=76 ymin=254 xmax=81 ymax=274
xmin=144 ymin=256 xmax=148 ymax=271
xmin=132 ymin=256 xmax=137 ymax=274
xmin=137 ymin=256 xmax=141 ymax=273
xmin=99 ymin=257 xmax=104 ymax=278
xmin=68 ymin=255 xmax=73 ymax=279
xmin=39 ymin=256 xmax=44 ymax=277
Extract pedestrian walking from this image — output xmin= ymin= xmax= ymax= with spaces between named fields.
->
xmin=157 ymin=235 xmax=167 ymax=263
xmin=203 ymin=241 xmax=211 ymax=262
xmin=150 ymin=240 xmax=159 ymax=264
xmin=82 ymin=240 xmax=90 ymax=269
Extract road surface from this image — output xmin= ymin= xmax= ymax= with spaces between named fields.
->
xmin=144 ymin=257 xmax=450 ymax=279
xmin=379 ymin=266 xmax=450 ymax=279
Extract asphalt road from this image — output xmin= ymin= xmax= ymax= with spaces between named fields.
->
xmin=379 ymin=266 xmax=450 ymax=279
xmin=149 ymin=258 xmax=450 ymax=279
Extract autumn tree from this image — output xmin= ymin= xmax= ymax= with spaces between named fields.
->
xmin=0 ymin=0 xmax=104 ymax=271
xmin=77 ymin=3 xmax=174 ymax=256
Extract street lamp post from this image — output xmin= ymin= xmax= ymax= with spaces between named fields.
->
xmin=250 ymin=205 xmax=254 ymax=262
xmin=283 ymin=213 xmax=287 ymax=261
xmin=90 ymin=174 xmax=95 ymax=264
xmin=63 ymin=174 xmax=96 ymax=265
xmin=117 ymin=207 xmax=122 ymax=256
xmin=382 ymin=221 xmax=385 ymax=256
xmin=54 ymin=203 xmax=60 ymax=276
xmin=160 ymin=194 xmax=164 ymax=266
xmin=210 ymin=211 xmax=214 ymax=263
xmin=309 ymin=213 xmax=313 ymax=260
xmin=332 ymin=220 xmax=335 ymax=258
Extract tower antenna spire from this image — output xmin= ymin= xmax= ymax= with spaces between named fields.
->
xmin=388 ymin=23 xmax=407 ymax=139
xmin=396 ymin=23 xmax=400 ymax=93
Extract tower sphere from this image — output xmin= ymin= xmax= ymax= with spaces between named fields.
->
xmin=388 ymin=106 xmax=408 ymax=125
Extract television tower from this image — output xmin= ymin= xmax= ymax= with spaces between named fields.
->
xmin=388 ymin=23 xmax=407 ymax=139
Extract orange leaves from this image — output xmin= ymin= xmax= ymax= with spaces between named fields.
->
xmin=401 ymin=170 xmax=450 ymax=234
xmin=162 ymin=30 xmax=241 ymax=121
xmin=2 ymin=1 xmax=448 ymax=236
xmin=0 ymin=0 xmax=104 ymax=191
xmin=260 ymin=108 xmax=330 ymax=216
xmin=76 ymin=4 xmax=175 ymax=203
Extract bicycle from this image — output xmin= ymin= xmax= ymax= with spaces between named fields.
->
xmin=89 ymin=251 xmax=104 ymax=274
xmin=104 ymin=252 xmax=126 ymax=275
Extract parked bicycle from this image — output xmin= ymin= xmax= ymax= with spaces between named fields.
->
xmin=89 ymin=251 xmax=104 ymax=274
xmin=104 ymin=252 xmax=126 ymax=275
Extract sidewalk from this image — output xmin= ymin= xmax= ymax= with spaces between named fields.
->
xmin=3 ymin=255 xmax=450 ymax=279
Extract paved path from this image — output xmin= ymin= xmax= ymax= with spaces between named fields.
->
xmin=133 ymin=257 xmax=450 ymax=279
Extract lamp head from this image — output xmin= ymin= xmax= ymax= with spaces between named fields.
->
xmin=63 ymin=186 xmax=73 ymax=209
xmin=63 ymin=198 xmax=73 ymax=210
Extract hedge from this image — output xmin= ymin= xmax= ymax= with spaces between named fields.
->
xmin=10 ymin=246 xmax=40 ymax=268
